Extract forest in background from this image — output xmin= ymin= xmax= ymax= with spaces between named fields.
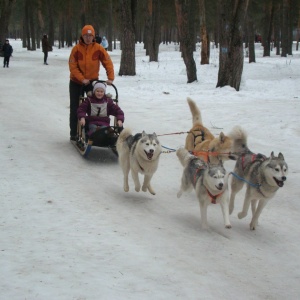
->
xmin=1 ymin=0 xmax=299 ymax=90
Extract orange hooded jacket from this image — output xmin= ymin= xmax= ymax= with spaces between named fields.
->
xmin=69 ymin=38 xmax=114 ymax=84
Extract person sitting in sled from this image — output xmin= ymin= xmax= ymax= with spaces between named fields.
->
xmin=77 ymin=81 xmax=124 ymax=139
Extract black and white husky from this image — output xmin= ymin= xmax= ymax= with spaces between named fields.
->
xmin=229 ymin=128 xmax=288 ymax=230
xmin=229 ymin=127 xmax=288 ymax=230
xmin=116 ymin=128 xmax=162 ymax=195
xmin=176 ymin=147 xmax=231 ymax=229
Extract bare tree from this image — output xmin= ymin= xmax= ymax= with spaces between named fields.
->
xmin=246 ymin=0 xmax=257 ymax=63
xmin=262 ymin=0 xmax=274 ymax=57
xmin=108 ymin=0 xmax=113 ymax=51
xmin=175 ymin=0 xmax=197 ymax=83
xmin=199 ymin=0 xmax=209 ymax=64
xmin=119 ymin=0 xmax=137 ymax=76
xmin=216 ymin=0 xmax=249 ymax=91
xmin=145 ymin=0 xmax=161 ymax=61
xmin=0 ymin=0 xmax=16 ymax=43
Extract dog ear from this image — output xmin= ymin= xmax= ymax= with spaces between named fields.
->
xmin=270 ymin=151 xmax=275 ymax=158
xmin=142 ymin=131 xmax=146 ymax=136
xmin=278 ymin=152 xmax=285 ymax=160
xmin=219 ymin=132 xmax=225 ymax=143
xmin=152 ymin=132 xmax=157 ymax=137
xmin=218 ymin=158 xmax=223 ymax=167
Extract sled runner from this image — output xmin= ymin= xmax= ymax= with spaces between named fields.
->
xmin=71 ymin=81 xmax=122 ymax=158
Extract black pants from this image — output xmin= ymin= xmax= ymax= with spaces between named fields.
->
xmin=3 ymin=56 xmax=10 ymax=67
xmin=43 ymin=52 xmax=48 ymax=63
xmin=69 ymin=80 xmax=94 ymax=137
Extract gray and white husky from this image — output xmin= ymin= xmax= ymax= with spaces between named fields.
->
xmin=229 ymin=127 xmax=288 ymax=230
xmin=176 ymin=147 xmax=231 ymax=229
xmin=116 ymin=128 xmax=162 ymax=195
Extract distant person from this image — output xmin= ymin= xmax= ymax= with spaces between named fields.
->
xmin=95 ymin=34 xmax=102 ymax=44
xmin=101 ymin=36 xmax=109 ymax=51
xmin=2 ymin=39 xmax=13 ymax=68
xmin=42 ymin=34 xmax=52 ymax=65
xmin=68 ymin=25 xmax=115 ymax=141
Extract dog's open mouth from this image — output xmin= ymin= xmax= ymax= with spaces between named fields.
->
xmin=145 ymin=151 xmax=153 ymax=160
xmin=273 ymin=177 xmax=284 ymax=187
xmin=215 ymin=185 xmax=223 ymax=191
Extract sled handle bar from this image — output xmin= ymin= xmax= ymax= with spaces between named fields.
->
xmin=80 ymin=80 xmax=118 ymax=102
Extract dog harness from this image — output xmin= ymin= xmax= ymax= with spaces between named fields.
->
xmin=241 ymin=153 xmax=267 ymax=171
xmin=192 ymin=130 xmax=205 ymax=147
xmin=193 ymin=165 xmax=207 ymax=186
xmin=206 ymin=188 xmax=224 ymax=204
xmin=193 ymin=165 xmax=223 ymax=204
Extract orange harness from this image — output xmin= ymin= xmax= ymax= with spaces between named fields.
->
xmin=192 ymin=150 xmax=231 ymax=163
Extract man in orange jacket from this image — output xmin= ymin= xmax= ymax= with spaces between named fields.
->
xmin=68 ymin=25 xmax=115 ymax=141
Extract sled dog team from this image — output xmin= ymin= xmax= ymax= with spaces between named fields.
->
xmin=116 ymin=97 xmax=288 ymax=231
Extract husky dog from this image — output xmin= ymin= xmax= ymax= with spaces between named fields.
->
xmin=177 ymin=147 xmax=231 ymax=229
xmin=229 ymin=128 xmax=288 ymax=230
xmin=116 ymin=128 xmax=162 ymax=195
xmin=185 ymin=98 xmax=234 ymax=163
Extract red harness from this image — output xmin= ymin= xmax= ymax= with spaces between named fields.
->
xmin=206 ymin=188 xmax=223 ymax=204
xmin=241 ymin=153 xmax=267 ymax=171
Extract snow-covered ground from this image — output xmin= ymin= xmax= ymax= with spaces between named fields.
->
xmin=1 ymin=40 xmax=299 ymax=300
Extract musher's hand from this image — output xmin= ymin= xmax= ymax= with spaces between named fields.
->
xmin=82 ymin=79 xmax=90 ymax=85
xmin=106 ymin=80 xmax=113 ymax=85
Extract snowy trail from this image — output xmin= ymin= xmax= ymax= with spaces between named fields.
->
xmin=1 ymin=41 xmax=300 ymax=299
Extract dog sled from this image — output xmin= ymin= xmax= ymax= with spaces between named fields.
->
xmin=71 ymin=81 xmax=122 ymax=158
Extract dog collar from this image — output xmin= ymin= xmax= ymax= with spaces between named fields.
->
xmin=206 ymin=188 xmax=223 ymax=204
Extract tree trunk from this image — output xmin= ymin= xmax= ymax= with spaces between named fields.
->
xmin=118 ymin=0 xmax=137 ymax=76
xmin=66 ymin=0 xmax=73 ymax=47
xmin=262 ymin=0 xmax=274 ymax=57
xmin=46 ymin=0 xmax=54 ymax=47
xmin=0 ymin=0 xmax=15 ymax=44
xmin=175 ymin=0 xmax=197 ymax=83
xmin=199 ymin=0 xmax=209 ymax=64
xmin=296 ymin=8 xmax=300 ymax=51
xmin=24 ymin=0 xmax=31 ymax=50
xmin=29 ymin=7 xmax=36 ymax=50
xmin=146 ymin=0 xmax=161 ymax=62
xmin=273 ymin=2 xmax=281 ymax=55
xmin=247 ymin=17 xmax=255 ymax=63
xmin=216 ymin=0 xmax=249 ymax=91
xmin=107 ymin=0 xmax=113 ymax=52
xmin=281 ymin=0 xmax=289 ymax=57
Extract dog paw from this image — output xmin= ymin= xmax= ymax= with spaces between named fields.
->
xmin=238 ymin=212 xmax=247 ymax=219
xmin=135 ymin=186 xmax=141 ymax=192
xmin=123 ymin=185 xmax=129 ymax=192
xmin=147 ymin=187 xmax=156 ymax=195
xmin=225 ymin=224 xmax=232 ymax=229
xmin=250 ymin=221 xmax=257 ymax=230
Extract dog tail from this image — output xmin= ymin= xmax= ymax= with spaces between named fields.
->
xmin=228 ymin=125 xmax=250 ymax=154
xmin=187 ymin=97 xmax=203 ymax=126
xmin=117 ymin=127 xmax=132 ymax=144
xmin=176 ymin=147 xmax=194 ymax=167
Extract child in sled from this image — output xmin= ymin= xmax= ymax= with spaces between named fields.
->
xmin=77 ymin=82 xmax=124 ymax=140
